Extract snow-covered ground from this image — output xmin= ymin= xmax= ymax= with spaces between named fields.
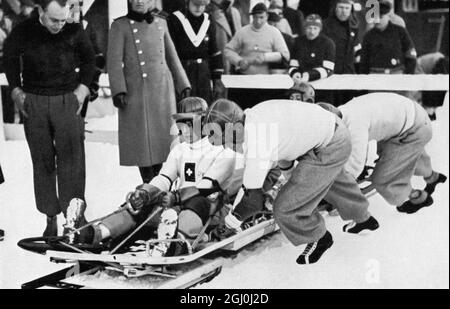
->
xmin=0 ymin=100 xmax=448 ymax=289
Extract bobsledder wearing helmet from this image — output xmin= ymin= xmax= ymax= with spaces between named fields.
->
xmin=174 ymin=97 xmax=209 ymax=121
xmin=204 ymin=99 xmax=245 ymax=150
xmin=286 ymin=82 xmax=316 ymax=103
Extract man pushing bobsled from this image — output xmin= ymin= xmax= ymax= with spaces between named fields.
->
xmin=19 ymin=97 xmax=280 ymax=257
xmin=336 ymin=92 xmax=447 ymax=214
xmin=288 ymin=84 xmax=446 ymax=218
xmin=203 ymin=94 xmax=380 ymax=265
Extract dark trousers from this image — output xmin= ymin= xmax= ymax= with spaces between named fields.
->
xmin=1 ymin=86 xmax=15 ymax=123
xmin=274 ymin=118 xmax=369 ymax=246
xmin=139 ymin=164 xmax=163 ymax=184
xmin=24 ymin=93 xmax=86 ymax=217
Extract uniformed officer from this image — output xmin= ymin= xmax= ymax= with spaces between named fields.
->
xmin=168 ymin=0 xmax=226 ymax=104
xmin=360 ymin=0 xmax=417 ymax=75
xmin=107 ymin=0 xmax=191 ymax=184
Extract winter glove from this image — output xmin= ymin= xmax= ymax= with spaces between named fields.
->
xmin=213 ymin=79 xmax=226 ymax=100
xmin=113 ymin=93 xmax=128 ymax=109
xmin=161 ymin=191 xmax=179 ymax=208
xmin=128 ymin=189 xmax=150 ymax=213
xmin=300 ymin=72 xmax=310 ymax=83
xmin=232 ymin=188 xmax=265 ymax=222
xmin=128 ymin=184 xmax=164 ymax=213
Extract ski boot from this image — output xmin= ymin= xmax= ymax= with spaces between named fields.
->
xmin=63 ymin=198 xmax=88 ymax=243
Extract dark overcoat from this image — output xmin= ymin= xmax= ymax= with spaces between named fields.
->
xmin=108 ymin=16 xmax=190 ymax=167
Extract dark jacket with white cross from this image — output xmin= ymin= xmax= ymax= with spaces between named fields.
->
xmin=168 ymin=10 xmax=224 ymax=103
xmin=289 ymin=34 xmax=336 ymax=82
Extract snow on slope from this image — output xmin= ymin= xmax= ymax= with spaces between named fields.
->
xmin=0 ymin=99 xmax=448 ymax=289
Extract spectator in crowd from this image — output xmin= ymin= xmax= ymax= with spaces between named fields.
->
xmin=282 ymin=0 xmax=304 ymax=37
xmin=107 ymin=0 xmax=191 ymax=184
xmin=3 ymin=0 xmax=95 ymax=236
xmin=224 ymin=2 xmax=290 ymax=108
xmin=1 ymin=5 xmax=14 ymax=123
xmin=233 ymin=0 xmax=251 ymax=26
xmin=367 ymin=0 xmax=405 ymax=30
xmin=323 ymin=0 xmax=361 ymax=106
xmin=360 ymin=0 xmax=417 ymax=75
xmin=233 ymin=0 xmax=271 ymax=26
xmin=13 ymin=0 xmax=36 ymax=26
xmin=1 ymin=0 xmax=21 ymax=17
xmin=289 ymin=14 xmax=335 ymax=102
xmin=168 ymin=0 xmax=225 ymax=104
xmin=289 ymin=14 xmax=335 ymax=83
xmin=0 ymin=5 xmax=12 ymax=38
xmin=268 ymin=0 xmax=292 ymax=36
xmin=267 ymin=11 xmax=294 ymax=56
xmin=209 ymin=0 xmax=242 ymax=75
xmin=225 ymin=3 xmax=289 ymax=75
xmin=415 ymin=52 xmax=449 ymax=121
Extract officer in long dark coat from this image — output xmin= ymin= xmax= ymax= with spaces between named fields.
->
xmin=108 ymin=0 xmax=191 ymax=183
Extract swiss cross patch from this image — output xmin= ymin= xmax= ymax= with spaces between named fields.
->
xmin=184 ymin=163 xmax=196 ymax=182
